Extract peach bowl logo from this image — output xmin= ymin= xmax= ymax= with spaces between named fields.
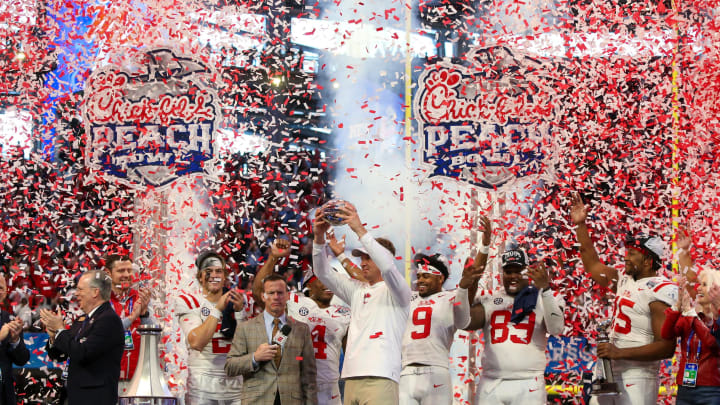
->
xmin=83 ymin=49 xmax=220 ymax=188
xmin=414 ymin=46 xmax=553 ymax=189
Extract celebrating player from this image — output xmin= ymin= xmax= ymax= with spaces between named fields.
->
xmin=460 ymin=248 xmax=566 ymax=405
xmin=398 ymin=252 xmax=471 ymax=405
xmin=253 ymin=238 xmax=351 ymax=405
xmin=175 ymin=251 xmax=248 ymax=405
xmin=570 ymin=193 xmax=677 ymax=405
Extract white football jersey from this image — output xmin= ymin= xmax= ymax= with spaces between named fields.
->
xmin=286 ymin=292 xmax=351 ymax=385
xmin=401 ymin=290 xmax=458 ymax=368
xmin=474 ymin=289 xmax=565 ymax=380
xmin=610 ymin=274 xmax=677 ymax=378
xmin=176 ymin=292 xmax=250 ymax=398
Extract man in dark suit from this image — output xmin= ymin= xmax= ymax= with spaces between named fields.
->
xmin=225 ymin=273 xmax=317 ymax=405
xmin=0 ymin=275 xmax=30 ymax=404
xmin=40 ymin=270 xmax=125 ymax=405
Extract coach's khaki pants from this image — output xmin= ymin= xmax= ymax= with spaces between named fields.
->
xmin=344 ymin=376 xmax=399 ymax=405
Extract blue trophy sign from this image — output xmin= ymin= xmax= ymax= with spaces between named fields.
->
xmin=414 ymin=46 xmax=553 ymax=189
xmin=83 ymin=48 xmax=220 ymax=188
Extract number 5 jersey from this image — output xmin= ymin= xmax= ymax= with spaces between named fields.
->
xmin=473 ymin=288 xmax=566 ymax=380
xmin=610 ymin=274 xmax=677 ymax=378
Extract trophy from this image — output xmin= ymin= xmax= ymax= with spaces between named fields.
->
xmin=591 ymin=319 xmax=620 ymax=396
xmin=119 ymin=325 xmax=177 ymax=405
xmin=320 ymin=199 xmax=348 ymax=226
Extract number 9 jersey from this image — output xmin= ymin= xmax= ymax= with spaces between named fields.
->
xmin=401 ymin=291 xmax=460 ymax=368
xmin=474 ymin=288 xmax=566 ymax=380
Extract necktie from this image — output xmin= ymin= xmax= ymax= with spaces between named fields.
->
xmin=75 ymin=316 xmax=90 ymax=341
xmin=272 ymin=318 xmax=281 ymax=367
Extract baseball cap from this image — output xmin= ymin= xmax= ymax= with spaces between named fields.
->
xmin=351 ymin=237 xmax=396 ymax=257
xmin=501 ymin=249 xmax=529 ymax=268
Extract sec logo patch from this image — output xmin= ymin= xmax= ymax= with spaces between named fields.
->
xmin=493 ymin=298 xmax=503 ymax=305
xmin=299 ymin=307 xmax=309 ymax=316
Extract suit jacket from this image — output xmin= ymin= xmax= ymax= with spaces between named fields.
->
xmin=225 ymin=314 xmax=317 ymax=405
xmin=46 ymin=301 xmax=125 ymax=405
xmin=0 ymin=309 xmax=30 ymax=405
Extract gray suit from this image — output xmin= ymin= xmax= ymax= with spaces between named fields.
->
xmin=225 ymin=314 xmax=318 ymax=405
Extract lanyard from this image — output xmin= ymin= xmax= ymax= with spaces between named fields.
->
xmin=686 ymin=329 xmax=702 ymax=362
xmin=115 ymin=295 xmax=134 ymax=319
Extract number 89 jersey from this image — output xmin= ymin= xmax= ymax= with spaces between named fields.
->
xmin=475 ymin=289 xmax=561 ymax=380
xmin=286 ymin=292 xmax=351 ymax=385
xmin=401 ymin=291 xmax=459 ymax=368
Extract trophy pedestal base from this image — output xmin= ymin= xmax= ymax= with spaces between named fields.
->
xmin=591 ymin=381 xmax=620 ymax=396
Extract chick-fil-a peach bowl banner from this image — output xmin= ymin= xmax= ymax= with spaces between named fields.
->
xmin=414 ymin=46 xmax=556 ymax=189
xmin=83 ymin=48 xmax=221 ymax=189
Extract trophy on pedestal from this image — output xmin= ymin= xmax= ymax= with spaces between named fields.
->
xmin=119 ymin=325 xmax=177 ymax=405
xmin=591 ymin=319 xmax=620 ymax=396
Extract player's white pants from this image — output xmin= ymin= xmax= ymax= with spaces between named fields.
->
xmin=318 ymin=381 xmax=342 ymax=405
xmin=399 ymin=365 xmax=452 ymax=405
xmin=588 ymin=375 xmax=658 ymax=405
xmin=185 ymin=371 xmax=243 ymax=405
xmin=476 ymin=375 xmax=546 ymax=405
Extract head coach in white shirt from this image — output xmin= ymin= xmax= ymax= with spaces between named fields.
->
xmin=313 ymin=202 xmax=411 ymax=405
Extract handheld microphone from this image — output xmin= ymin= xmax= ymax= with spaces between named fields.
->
xmin=272 ymin=324 xmax=292 ymax=348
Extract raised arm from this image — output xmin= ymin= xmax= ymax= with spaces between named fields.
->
xmin=677 ymin=228 xmax=698 ymax=299
xmin=312 ymin=210 xmax=359 ymax=304
xmin=528 ymin=261 xmax=565 ymax=335
xmin=252 ymin=238 xmax=291 ymax=310
xmin=337 ymin=202 xmax=411 ymax=305
xmin=466 ymin=215 xmax=492 ymax=301
xmin=570 ymin=192 xmax=618 ymax=291
xmin=458 ymin=264 xmax=487 ymax=331
xmin=327 ymin=230 xmax=367 ymax=283
xmin=454 ymin=259 xmax=486 ymax=330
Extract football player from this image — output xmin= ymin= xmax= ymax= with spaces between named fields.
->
xmin=570 ymin=192 xmax=677 ymax=405
xmin=399 ymin=252 xmax=472 ymax=405
xmin=461 ymin=249 xmax=566 ymax=405
xmin=175 ymin=251 xmax=248 ymax=405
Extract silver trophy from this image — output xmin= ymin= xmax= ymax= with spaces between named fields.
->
xmin=119 ymin=325 xmax=177 ymax=405
xmin=591 ymin=319 xmax=620 ymax=396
